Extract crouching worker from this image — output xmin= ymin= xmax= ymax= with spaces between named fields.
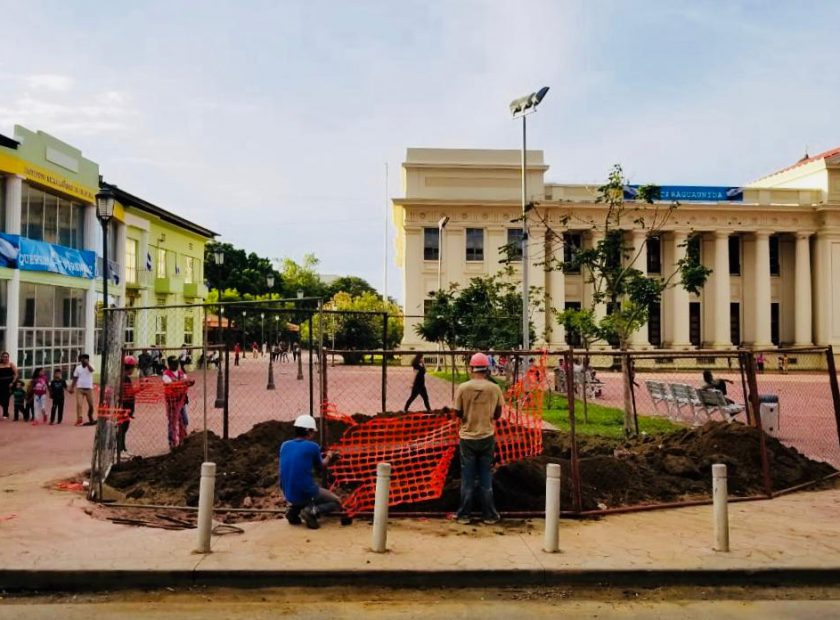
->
xmin=279 ymin=414 xmax=344 ymax=529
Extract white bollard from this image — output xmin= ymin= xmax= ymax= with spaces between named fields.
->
xmin=196 ymin=462 xmax=216 ymax=554
xmin=543 ymin=463 xmax=561 ymax=553
xmin=712 ymin=463 xmax=729 ymax=552
xmin=371 ymin=462 xmax=392 ymax=553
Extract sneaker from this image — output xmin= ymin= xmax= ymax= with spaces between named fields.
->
xmin=301 ymin=506 xmax=320 ymax=530
xmin=482 ymin=515 xmax=501 ymax=525
xmin=75 ymin=420 xmax=83 ymax=427
xmin=455 ymin=515 xmax=471 ymax=525
xmin=340 ymin=516 xmax=353 ymax=526
xmin=286 ymin=514 xmax=302 ymax=526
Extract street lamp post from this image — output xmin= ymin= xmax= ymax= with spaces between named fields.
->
xmin=95 ymin=186 xmax=116 ymax=405
xmin=435 ymin=216 xmax=449 ymax=372
xmin=510 ymin=86 xmax=550 ymax=351
xmin=296 ymin=290 xmax=304 ymax=380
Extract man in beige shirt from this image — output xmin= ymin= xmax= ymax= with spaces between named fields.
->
xmin=453 ymin=352 xmax=505 ymax=525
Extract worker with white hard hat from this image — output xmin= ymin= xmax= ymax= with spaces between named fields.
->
xmin=452 ymin=352 xmax=505 ymax=525
xmin=279 ymin=413 xmax=344 ymax=529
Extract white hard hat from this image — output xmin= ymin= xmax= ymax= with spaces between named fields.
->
xmin=293 ymin=414 xmax=317 ymax=431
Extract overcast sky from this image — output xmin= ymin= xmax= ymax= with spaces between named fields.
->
xmin=2 ymin=1 xmax=839 ymax=303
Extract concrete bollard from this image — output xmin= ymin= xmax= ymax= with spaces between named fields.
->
xmin=266 ymin=358 xmax=276 ymax=390
xmin=543 ymin=463 xmax=561 ymax=553
xmin=712 ymin=463 xmax=729 ymax=552
xmin=196 ymin=462 xmax=216 ymax=554
xmin=371 ymin=462 xmax=392 ymax=553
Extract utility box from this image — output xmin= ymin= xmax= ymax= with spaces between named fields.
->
xmin=759 ymin=394 xmax=780 ymax=436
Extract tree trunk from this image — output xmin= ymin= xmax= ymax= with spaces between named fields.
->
xmin=620 ymin=347 xmax=635 ymax=436
xmin=582 ymin=351 xmax=590 ymax=424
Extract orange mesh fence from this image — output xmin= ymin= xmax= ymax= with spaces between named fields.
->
xmin=321 ymin=401 xmax=358 ymax=427
xmin=328 ymin=353 xmax=547 ymax=516
xmin=95 ymin=407 xmax=131 ymax=424
xmin=132 ymin=376 xmax=165 ymax=404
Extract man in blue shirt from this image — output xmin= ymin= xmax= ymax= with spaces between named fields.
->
xmin=279 ymin=414 xmax=342 ymax=529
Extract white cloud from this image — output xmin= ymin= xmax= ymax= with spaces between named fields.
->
xmin=24 ymin=74 xmax=74 ymax=92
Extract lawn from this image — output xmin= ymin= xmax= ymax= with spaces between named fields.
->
xmin=431 ymin=370 xmax=680 ymax=439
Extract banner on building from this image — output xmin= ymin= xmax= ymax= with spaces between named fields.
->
xmin=0 ymin=233 xmax=96 ymax=279
xmin=624 ymin=185 xmax=743 ymax=202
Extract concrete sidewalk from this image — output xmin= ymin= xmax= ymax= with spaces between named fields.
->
xmin=1 ymin=455 xmax=840 ymax=590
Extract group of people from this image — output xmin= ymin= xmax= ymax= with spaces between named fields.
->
xmin=0 ymin=352 xmax=98 ymax=426
xmin=233 ymin=341 xmax=298 ymax=366
xmin=281 ymin=351 xmax=504 ymax=529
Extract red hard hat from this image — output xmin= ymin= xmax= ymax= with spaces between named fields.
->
xmin=123 ymin=355 xmax=137 ymax=366
xmin=469 ymin=352 xmax=490 ymax=369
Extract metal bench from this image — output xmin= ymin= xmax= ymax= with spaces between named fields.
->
xmin=669 ymin=383 xmax=704 ymax=425
xmin=696 ymin=388 xmax=745 ymax=423
xmin=645 ymin=380 xmax=675 ymax=419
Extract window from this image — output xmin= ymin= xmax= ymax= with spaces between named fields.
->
xmin=605 ymin=230 xmax=622 ymax=270
xmin=564 ymin=301 xmax=582 ymax=347
xmin=21 ymin=183 xmax=85 ymax=249
xmin=184 ymin=256 xmax=195 ymax=284
xmin=648 ymin=302 xmax=662 ymax=346
xmin=156 ymin=247 xmax=167 ymax=278
xmin=125 ymin=309 xmax=136 ymax=347
xmin=771 ymin=302 xmax=780 ymax=345
xmin=125 ymin=238 xmax=138 ymax=284
xmin=465 ymin=228 xmax=484 ymax=262
xmin=730 ymin=302 xmax=741 ymax=346
xmin=184 ymin=314 xmax=194 ymax=345
xmin=728 ymin=235 xmax=741 ymax=276
xmin=423 ymin=299 xmax=435 ymax=317
xmin=17 ymin=283 xmax=85 ymax=375
xmin=646 ymin=236 xmax=662 ymax=274
xmin=689 ymin=302 xmax=702 ymax=347
xmin=769 ymin=235 xmax=780 ymax=276
xmin=563 ymin=232 xmax=582 ymax=273
xmin=506 ymin=229 xmax=523 ymax=261
xmin=423 ymin=228 xmax=439 ymax=261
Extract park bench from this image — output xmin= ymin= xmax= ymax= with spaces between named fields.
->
xmin=668 ymin=383 xmax=704 ymax=425
xmin=645 ymin=380 xmax=675 ymax=419
xmin=696 ymin=388 xmax=745 ymax=423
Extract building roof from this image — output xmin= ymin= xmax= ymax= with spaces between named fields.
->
xmin=101 ymin=182 xmax=218 ymax=238
xmin=0 ymin=132 xmax=19 ymax=150
xmin=758 ymin=145 xmax=840 ymax=181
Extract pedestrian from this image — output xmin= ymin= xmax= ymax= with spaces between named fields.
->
xmin=252 ymin=341 xmax=259 ymax=358
xmin=779 ymin=353 xmax=789 ymax=374
xmin=138 ymin=349 xmax=153 ymax=377
xmin=149 ymin=344 xmax=163 ymax=375
xmin=234 ymin=342 xmax=241 ymax=366
xmin=292 ymin=342 xmax=300 ymax=362
xmin=11 ymin=379 xmax=26 ymax=422
xmin=48 ymin=369 xmax=68 ymax=425
xmin=702 ymin=369 xmax=735 ymax=404
xmin=404 ymin=353 xmax=431 ymax=412
xmin=756 ymin=352 xmax=765 ymax=374
xmin=279 ymin=414 xmax=344 ymax=529
xmin=162 ymin=355 xmax=194 ymax=449
xmin=68 ymin=353 xmax=96 ymax=426
xmin=179 ymin=344 xmax=190 ymax=371
xmin=29 ymin=367 xmax=48 ymax=425
xmin=0 ymin=351 xmax=18 ymax=421
xmin=118 ymin=356 xmax=137 ymax=456
xmin=452 ymin=352 xmax=504 ymax=525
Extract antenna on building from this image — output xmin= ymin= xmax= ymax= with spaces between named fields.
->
xmin=800 ymin=145 xmax=810 ymax=162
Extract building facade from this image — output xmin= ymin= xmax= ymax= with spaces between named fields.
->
xmin=0 ymin=125 xmax=215 ymax=376
xmin=393 ymin=148 xmax=840 ymax=355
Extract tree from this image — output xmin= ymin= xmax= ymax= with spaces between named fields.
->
xmin=205 ymin=241 xmax=281 ymax=297
xmin=325 ymin=275 xmax=378 ymax=299
xmin=549 ymin=164 xmax=710 ymax=436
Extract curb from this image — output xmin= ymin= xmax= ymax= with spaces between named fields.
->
xmin=2 ymin=568 xmax=840 ymax=592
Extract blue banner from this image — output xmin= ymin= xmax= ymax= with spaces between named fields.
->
xmin=0 ymin=233 xmax=96 ymax=279
xmin=624 ymin=185 xmax=743 ymax=202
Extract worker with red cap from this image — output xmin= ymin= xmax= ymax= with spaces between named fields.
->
xmin=117 ymin=355 xmax=137 ymax=456
xmin=453 ymin=352 xmax=505 ymax=525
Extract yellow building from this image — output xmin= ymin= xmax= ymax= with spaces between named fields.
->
xmin=393 ymin=148 xmax=840 ymax=354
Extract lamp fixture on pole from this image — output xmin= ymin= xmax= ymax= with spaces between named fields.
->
xmin=509 ymin=86 xmax=549 ymax=351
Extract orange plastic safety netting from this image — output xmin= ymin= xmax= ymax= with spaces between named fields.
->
xmin=327 ymin=353 xmax=546 ymax=516
xmin=131 ymin=376 xmax=165 ymax=404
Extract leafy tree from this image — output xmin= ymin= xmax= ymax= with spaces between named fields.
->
xmin=325 ymin=275 xmax=378 ymax=299
xmin=205 ymin=241 xmax=281 ymax=297
xmin=549 ymin=164 xmax=710 ymax=436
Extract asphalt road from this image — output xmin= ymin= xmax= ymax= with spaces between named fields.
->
xmin=2 ymin=586 xmax=840 ymax=619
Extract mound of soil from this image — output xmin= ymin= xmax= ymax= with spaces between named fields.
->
xmin=106 ymin=416 xmax=836 ymax=519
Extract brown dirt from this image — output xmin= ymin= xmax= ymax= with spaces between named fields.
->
xmin=104 ymin=416 xmax=837 ymax=520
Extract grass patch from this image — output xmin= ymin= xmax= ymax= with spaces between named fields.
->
xmin=542 ymin=394 xmax=681 ymax=438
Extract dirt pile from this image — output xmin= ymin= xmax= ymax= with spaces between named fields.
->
xmin=106 ymin=417 xmax=836 ymax=517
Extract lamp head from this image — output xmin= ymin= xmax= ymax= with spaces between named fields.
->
xmin=438 ymin=216 xmax=449 ymax=230
xmin=95 ymin=186 xmax=116 ymax=221
xmin=509 ymin=86 xmax=550 ymax=117
xmin=213 ymin=249 xmax=224 ymax=265
xmin=266 ymin=274 xmax=275 ymax=288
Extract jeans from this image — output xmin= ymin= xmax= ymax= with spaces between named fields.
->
xmin=287 ymin=487 xmax=342 ymax=521
xmin=456 ymin=436 xmax=500 ymax=521
xmin=404 ymin=384 xmax=431 ymax=412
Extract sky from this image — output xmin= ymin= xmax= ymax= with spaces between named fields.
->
xmin=1 ymin=1 xmax=839 ymax=303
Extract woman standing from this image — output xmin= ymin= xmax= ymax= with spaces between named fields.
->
xmin=404 ymin=353 xmax=431 ymax=413
xmin=0 ymin=352 xmax=17 ymax=420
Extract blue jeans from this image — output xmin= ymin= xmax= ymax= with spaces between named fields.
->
xmin=456 ymin=436 xmax=500 ymax=520
xmin=288 ymin=487 xmax=342 ymax=520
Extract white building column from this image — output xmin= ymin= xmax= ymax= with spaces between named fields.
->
xmin=628 ymin=229 xmax=649 ymax=348
xmin=547 ymin=231 xmax=565 ymax=346
xmin=4 ymin=175 xmax=23 ymax=360
xmin=753 ymin=231 xmax=773 ymax=347
xmin=84 ymin=204 xmax=98 ymax=356
xmin=794 ymin=231 xmax=813 ymax=346
xmin=711 ymin=231 xmax=731 ymax=348
xmin=670 ymin=231 xmax=692 ymax=349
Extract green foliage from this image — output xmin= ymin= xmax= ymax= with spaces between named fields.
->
xmin=542 ymin=397 xmax=681 ymax=438
xmin=205 ymin=241 xmax=281 ymax=297
xmin=325 ymin=275 xmax=378 ymax=299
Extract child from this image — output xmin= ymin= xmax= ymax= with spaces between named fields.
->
xmin=49 ymin=369 xmax=68 ymax=425
xmin=162 ymin=356 xmax=195 ymax=449
xmin=12 ymin=379 xmax=26 ymax=422
xmin=29 ymin=368 xmax=48 ymax=425
xmin=118 ymin=356 xmax=137 ymax=455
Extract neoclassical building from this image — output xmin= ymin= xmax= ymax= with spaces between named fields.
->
xmin=393 ymin=148 xmax=840 ymax=355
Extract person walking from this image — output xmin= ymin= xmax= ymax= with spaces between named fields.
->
xmin=138 ymin=349 xmax=153 ymax=377
xmin=234 ymin=342 xmax=241 ymax=366
xmin=29 ymin=368 xmax=48 ymax=425
xmin=279 ymin=414 xmax=344 ymax=529
xmin=69 ymin=354 xmax=96 ymax=426
xmin=452 ymin=352 xmax=504 ymax=525
xmin=403 ymin=353 xmax=431 ymax=412
xmin=118 ymin=356 xmax=137 ymax=456
xmin=0 ymin=352 xmax=18 ymax=421
xmin=11 ymin=379 xmax=26 ymax=421
xmin=48 ymin=369 xmax=68 ymax=425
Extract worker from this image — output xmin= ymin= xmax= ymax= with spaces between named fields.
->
xmin=279 ymin=414 xmax=345 ymax=529
xmin=453 ymin=352 xmax=505 ymax=525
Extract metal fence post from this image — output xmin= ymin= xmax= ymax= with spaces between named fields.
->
xmin=825 ymin=345 xmax=840 ymax=453
xmin=308 ymin=311 xmax=314 ymax=416
xmin=744 ymin=351 xmax=772 ymax=497
xmin=564 ymin=349 xmax=582 ymax=513
xmin=223 ymin=326 xmax=230 ymax=441
xmin=381 ymin=312 xmax=388 ymax=413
